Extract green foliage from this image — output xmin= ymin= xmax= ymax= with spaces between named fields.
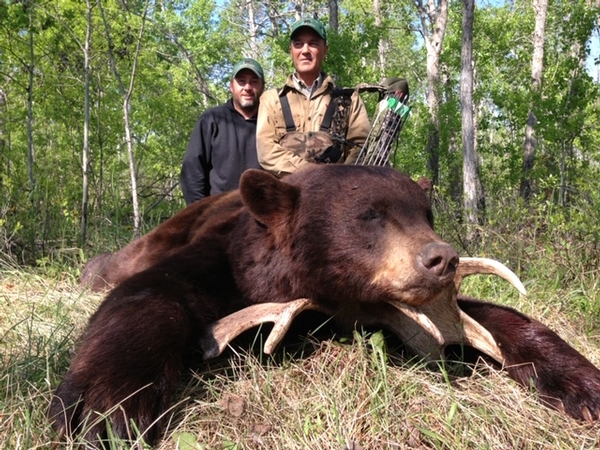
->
xmin=172 ymin=432 xmax=207 ymax=449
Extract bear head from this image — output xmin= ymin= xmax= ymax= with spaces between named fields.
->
xmin=232 ymin=165 xmax=459 ymax=314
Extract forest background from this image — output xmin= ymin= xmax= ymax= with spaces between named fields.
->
xmin=1 ymin=0 xmax=599 ymax=272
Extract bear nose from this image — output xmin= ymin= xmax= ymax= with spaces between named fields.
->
xmin=418 ymin=242 xmax=459 ymax=278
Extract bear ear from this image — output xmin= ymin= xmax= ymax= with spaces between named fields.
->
xmin=239 ymin=169 xmax=300 ymax=228
xmin=416 ymin=176 xmax=433 ymax=194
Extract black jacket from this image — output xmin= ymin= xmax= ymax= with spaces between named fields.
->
xmin=180 ymin=99 xmax=262 ymax=204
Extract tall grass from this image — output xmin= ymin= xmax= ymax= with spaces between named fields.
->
xmin=2 ymin=265 xmax=600 ymax=448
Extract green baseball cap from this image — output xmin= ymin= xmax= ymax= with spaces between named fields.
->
xmin=290 ymin=17 xmax=327 ymax=43
xmin=232 ymin=58 xmax=264 ymax=79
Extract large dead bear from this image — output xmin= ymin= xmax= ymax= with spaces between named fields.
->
xmin=51 ymin=165 xmax=600 ymax=446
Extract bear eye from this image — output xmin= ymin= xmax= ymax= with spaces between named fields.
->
xmin=358 ymin=209 xmax=381 ymax=222
xmin=426 ymin=210 xmax=434 ymax=228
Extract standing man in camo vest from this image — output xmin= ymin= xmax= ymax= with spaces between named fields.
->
xmin=256 ymin=17 xmax=371 ymax=178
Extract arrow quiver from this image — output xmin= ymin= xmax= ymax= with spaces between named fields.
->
xmin=354 ymin=77 xmax=411 ymax=166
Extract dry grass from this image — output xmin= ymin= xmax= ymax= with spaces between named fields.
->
xmin=1 ymin=263 xmax=600 ymax=450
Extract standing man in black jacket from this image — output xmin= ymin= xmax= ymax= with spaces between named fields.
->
xmin=180 ymin=58 xmax=265 ymax=204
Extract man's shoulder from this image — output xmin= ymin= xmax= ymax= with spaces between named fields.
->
xmin=263 ymin=88 xmax=280 ymax=97
xmin=322 ymin=73 xmax=335 ymax=86
xmin=196 ymin=101 xmax=234 ymax=120
xmin=206 ymin=100 xmax=233 ymax=113
xmin=260 ymin=88 xmax=283 ymax=108
xmin=263 ymin=75 xmax=296 ymax=98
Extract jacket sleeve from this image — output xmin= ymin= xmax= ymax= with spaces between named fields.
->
xmin=344 ymin=91 xmax=371 ymax=165
xmin=180 ymin=117 xmax=211 ymax=204
xmin=256 ymin=90 xmax=312 ymax=178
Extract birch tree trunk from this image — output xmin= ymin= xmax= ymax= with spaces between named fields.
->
xmin=27 ymin=5 xmax=35 ymax=194
xmin=245 ymin=0 xmax=260 ymax=58
xmin=588 ymin=0 xmax=599 ymax=82
xmin=80 ymin=0 xmax=93 ymax=245
xmin=414 ymin=0 xmax=449 ymax=186
xmin=374 ymin=0 xmax=387 ymax=73
xmin=264 ymin=0 xmax=280 ymax=38
xmin=520 ymin=0 xmax=548 ymax=200
xmin=461 ymin=0 xmax=478 ymax=240
xmin=329 ymin=0 xmax=339 ymax=32
xmin=293 ymin=1 xmax=303 ymax=21
xmin=0 ymin=89 xmax=5 ymax=157
xmin=99 ymin=0 xmax=149 ymax=238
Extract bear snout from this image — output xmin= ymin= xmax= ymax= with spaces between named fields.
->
xmin=417 ymin=242 xmax=459 ymax=279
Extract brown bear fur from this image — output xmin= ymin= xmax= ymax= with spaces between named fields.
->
xmin=80 ymin=189 xmax=243 ymax=291
xmin=51 ymin=165 xmax=600 ymax=446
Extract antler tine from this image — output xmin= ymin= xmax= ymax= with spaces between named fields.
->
xmin=457 ymin=257 xmax=526 ymax=296
xmin=387 ymin=302 xmax=444 ymax=345
xmin=363 ymin=294 xmax=504 ymax=364
xmin=200 ymin=298 xmax=329 ymax=359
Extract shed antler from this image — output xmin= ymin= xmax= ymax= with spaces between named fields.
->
xmin=200 ymin=257 xmax=525 ymax=365
xmin=200 ymin=299 xmax=330 ymax=359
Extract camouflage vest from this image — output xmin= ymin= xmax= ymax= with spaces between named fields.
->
xmin=278 ymin=88 xmax=354 ymax=163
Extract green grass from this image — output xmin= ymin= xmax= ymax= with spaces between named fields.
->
xmin=1 ymin=256 xmax=600 ymax=449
